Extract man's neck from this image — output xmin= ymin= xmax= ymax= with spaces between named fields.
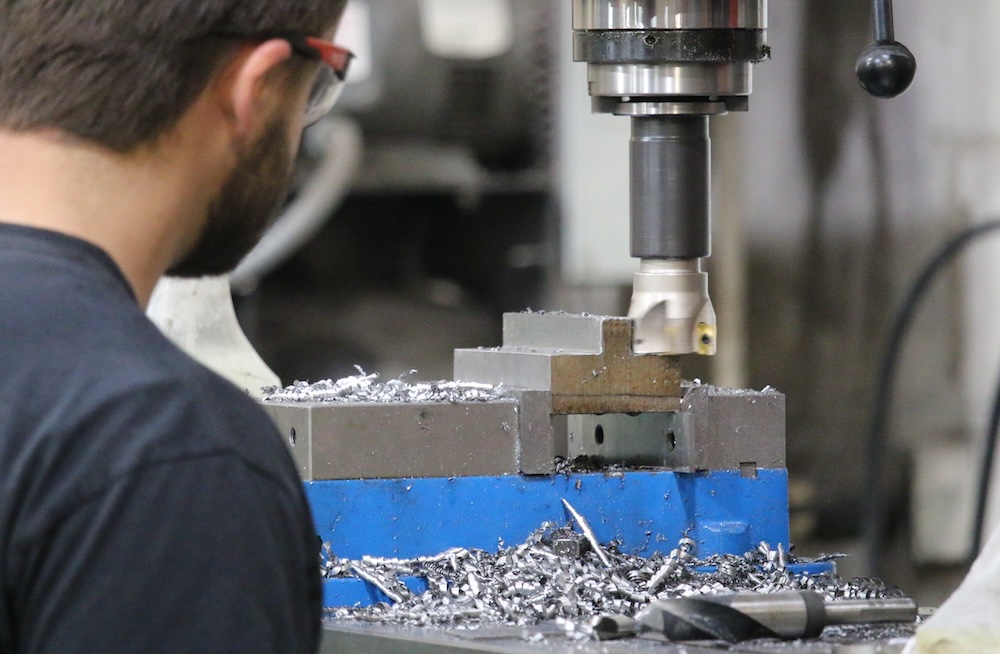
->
xmin=0 ymin=129 xmax=217 ymax=307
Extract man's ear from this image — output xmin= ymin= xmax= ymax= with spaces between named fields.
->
xmin=228 ymin=39 xmax=294 ymax=138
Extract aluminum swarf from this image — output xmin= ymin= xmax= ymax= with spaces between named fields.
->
xmin=325 ymin=512 xmax=906 ymax=633
xmin=264 ymin=368 xmax=505 ymax=404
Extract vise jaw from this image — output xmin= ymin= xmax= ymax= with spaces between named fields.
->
xmin=456 ymin=312 xmax=784 ymax=476
xmin=261 ymin=312 xmax=785 ymax=481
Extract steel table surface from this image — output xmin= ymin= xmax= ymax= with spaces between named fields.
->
xmin=319 ymin=620 xmax=912 ymax=653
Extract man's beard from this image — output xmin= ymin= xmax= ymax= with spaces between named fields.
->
xmin=167 ymin=118 xmax=294 ymax=278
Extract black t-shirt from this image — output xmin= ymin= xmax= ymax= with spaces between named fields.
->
xmin=0 ymin=225 xmax=321 ymax=653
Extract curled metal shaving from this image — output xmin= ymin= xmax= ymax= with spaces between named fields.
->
xmin=349 ymin=563 xmax=411 ymax=604
xmin=263 ymin=368 xmax=504 ymax=404
xmin=325 ymin=521 xmax=905 ymax=631
xmin=561 ymin=499 xmax=611 ymax=567
xmin=646 ymin=536 xmax=696 ymax=592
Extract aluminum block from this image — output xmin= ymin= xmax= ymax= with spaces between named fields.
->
xmin=508 ymin=390 xmax=568 ymax=475
xmin=263 ymin=401 xmax=520 ymax=481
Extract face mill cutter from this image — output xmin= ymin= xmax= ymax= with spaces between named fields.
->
xmin=572 ymin=0 xmax=770 ymax=356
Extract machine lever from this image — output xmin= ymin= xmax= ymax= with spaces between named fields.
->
xmin=855 ymin=0 xmax=917 ymax=99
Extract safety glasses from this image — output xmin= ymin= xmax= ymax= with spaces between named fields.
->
xmin=208 ymin=31 xmax=355 ymax=126
xmin=283 ymin=34 xmax=354 ymax=125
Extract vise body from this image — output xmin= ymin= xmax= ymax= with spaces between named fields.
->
xmin=262 ymin=313 xmax=791 ymax=608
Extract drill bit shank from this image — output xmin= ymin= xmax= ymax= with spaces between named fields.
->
xmin=624 ymin=591 xmax=918 ymax=643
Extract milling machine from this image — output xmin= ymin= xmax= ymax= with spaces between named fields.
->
xmin=260 ymin=0 xmax=919 ymax=622
xmin=265 ymin=0 xmax=795 ymax=610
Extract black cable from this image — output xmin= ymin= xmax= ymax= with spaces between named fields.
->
xmin=974 ymin=354 xmax=1000 ymax=558
xmin=863 ymin=219 xmax=1000 ymax=575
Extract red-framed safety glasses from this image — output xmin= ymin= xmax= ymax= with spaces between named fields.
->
xmin=283 ymin=34 xmax=354 ymax=125
xmin=208 ymin=31 xmax=355 ymax=125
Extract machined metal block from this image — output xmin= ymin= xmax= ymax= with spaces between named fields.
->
xmin=566 ymin=385 xmax=786 ymax=472
xmin=263 ymin=401 xmax=520 ymax=481
xmin=455 ymin=312 xmax=681 ymax=414
xmin=508 ymin=390 xmax=568 ymax=475
xmin=681 ymin=385 xmax=786 ymax=472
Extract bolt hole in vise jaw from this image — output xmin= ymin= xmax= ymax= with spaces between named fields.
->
xmin=261 ymin=312 xmax=808 ymax=612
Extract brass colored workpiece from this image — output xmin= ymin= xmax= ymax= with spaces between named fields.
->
xmin=547 ymin=318 xmax=682 ymax=415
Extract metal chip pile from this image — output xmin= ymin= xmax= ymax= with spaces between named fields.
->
xmin=325 ymin=505 xmax=904 ymax=630
xmin=263 ymin=369 xmax=504 ymax=404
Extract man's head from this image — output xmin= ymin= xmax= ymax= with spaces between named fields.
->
xmin=0 ymin=1 xmax=348 ymax=152
xmin=0 ymin=1 xmax=348 ymax=280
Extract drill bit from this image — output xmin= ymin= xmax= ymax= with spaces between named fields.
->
xmin=594 ymin=591 xmax=918 ymax=643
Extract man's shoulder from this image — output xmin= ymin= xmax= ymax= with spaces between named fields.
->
xmin=2 ymin=343 xmax=301 ymax=548
xmin=0 ymin=290 xmax=297 ymax=515
xmin=0 ymin=228 xmax=301 ymax=528
xmin=74 ymin=348 xmax=292 ymax=488
xmin=4 ymin=272 xmax=282 ymax=467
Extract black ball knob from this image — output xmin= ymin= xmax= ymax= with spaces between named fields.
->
xmin=856 ymin=40 xmax=917 ymax=99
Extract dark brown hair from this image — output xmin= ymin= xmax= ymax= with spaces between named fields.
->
xmin=0 ymin=1 xmax=347 ymax=151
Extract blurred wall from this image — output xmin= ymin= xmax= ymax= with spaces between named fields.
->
xmin=740 ymin=0 xmax=1000 ymax=557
